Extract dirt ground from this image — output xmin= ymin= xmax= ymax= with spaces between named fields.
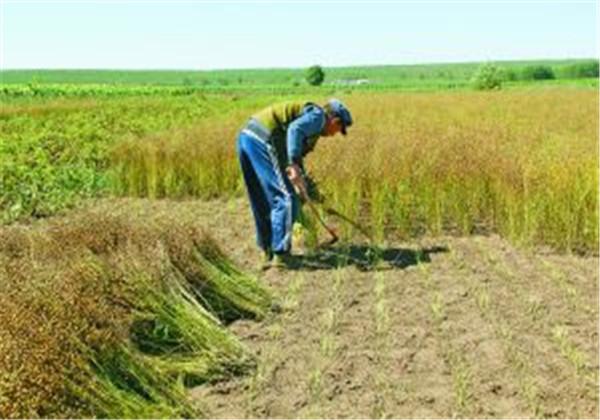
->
xmin=86 ymin=197 xmax=599 ymax=418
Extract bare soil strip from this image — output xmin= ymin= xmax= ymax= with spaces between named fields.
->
xmin=453 ymin=236 xmax=598 ymax=418
xmin=167 ymin=198 xmax=598 ymax=419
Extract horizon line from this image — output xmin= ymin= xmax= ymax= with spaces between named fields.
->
xmin=1 ymin=56 xmax=597 ymax=73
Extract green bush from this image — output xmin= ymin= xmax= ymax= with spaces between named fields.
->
xmin=504 ymin=69 xmax=518 ymax=81
xmin=559 ymin=60 xmax=599 ymax=79
xmin=521 ymin=65 xmax=555 ymax=80
xmin=306 ymin=65 xmax=325 ymax=86
xmin=471 ymin=63 xmax=504 ymax=90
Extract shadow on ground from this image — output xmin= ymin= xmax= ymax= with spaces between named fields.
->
xmin=287 ymin=243 xmax=449 ymax=271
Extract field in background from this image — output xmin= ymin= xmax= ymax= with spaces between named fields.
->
xmin=1 ymin=59 xmax=598 ymax=98
xmin=2 ymin=59 xmax=598 ymax=85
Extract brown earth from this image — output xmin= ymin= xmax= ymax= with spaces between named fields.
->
xmin=71 ymin=197 xmax=599 ymax=418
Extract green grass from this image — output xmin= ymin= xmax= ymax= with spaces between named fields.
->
xmin=0 ymin=93 xmax=284 ymax=222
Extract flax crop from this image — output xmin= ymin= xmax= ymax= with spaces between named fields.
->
xmin=106 ymin=90 xmax=597 ymax=253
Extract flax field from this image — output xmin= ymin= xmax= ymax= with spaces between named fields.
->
xmin=110 ymin=90 xmax=598 ymax=254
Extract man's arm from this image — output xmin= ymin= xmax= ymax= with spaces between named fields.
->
xmin=286 ymin=164 xmax=309 ymax=201
xmin=286 ymin=106 xmax=325 ymax=200
xmin=286 ymin=106 xmax=325 ymax=167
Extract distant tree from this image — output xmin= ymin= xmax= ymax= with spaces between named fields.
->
xmin=560 ymin=60 xmax=599 ymax=79
xmin=522 ymin=65 xmax=555 ymax=80
xmin=471 ymin=63 xmax=504 ymax=90
xmin=574 ymin=60 xmax=599 ymax=78
xmin=306 ymin=65 xmax=325 ymax=86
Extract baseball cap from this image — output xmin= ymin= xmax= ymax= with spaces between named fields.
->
xmin=328 ymin=98 xmax=353 ymax=135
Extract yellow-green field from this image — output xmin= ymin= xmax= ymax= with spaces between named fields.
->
xmin=110 ymin=90 xmax=598 ymax=253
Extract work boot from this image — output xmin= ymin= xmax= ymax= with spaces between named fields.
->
xmin=271 ymin=252 xmax=298 ymax=270
xmin=259 ymin=249 xmax=273 ymax=271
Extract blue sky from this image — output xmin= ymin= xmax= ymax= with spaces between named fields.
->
xmin=1 ymin=1 xmax=598 ymax=69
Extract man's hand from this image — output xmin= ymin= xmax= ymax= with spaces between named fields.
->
xmin=286 ymin=164 xmax=309 ymax=202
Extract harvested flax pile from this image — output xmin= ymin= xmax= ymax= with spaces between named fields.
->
xmin=0 ymin=205 xmax=272 ymax=418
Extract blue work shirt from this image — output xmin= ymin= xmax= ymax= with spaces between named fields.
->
xmin=286 ymin=104 xmax=326 ymax=167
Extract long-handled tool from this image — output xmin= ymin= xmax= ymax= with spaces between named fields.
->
xmin=322 ymin=206 xmax=374 ymax=243
xmin=289 ymin=169 xmax=339 ymax=248
xmin=305 ymin=198 xmax=339 ymax=248
xmin=302 ymin=172 xmax=373 ymax=243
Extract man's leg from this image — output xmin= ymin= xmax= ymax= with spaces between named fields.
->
xmin=262 ymin=150 xmax=294 ymax=255
xmin=237 ymin=133 xmax=272 ymax=253
xmin=238 ymin=135 xmax=294 ymax=255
